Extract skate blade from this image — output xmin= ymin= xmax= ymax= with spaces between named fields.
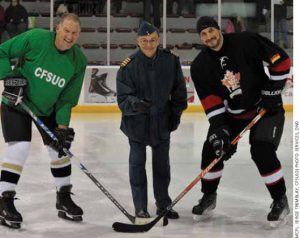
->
xmin=134 ymin=216 xmax=168 ymax=226
xmin=0 ymin=217 xmax=21 ymax=229
xmin=193 ymin=210 xmax=214 ymax=222
xmin=269 ymin=216 xmax=288 ymax=228
xmin=268 ymin=208 xmax=290 ymax=228
xmin=58 ymin=211 xmax=82 ymax=222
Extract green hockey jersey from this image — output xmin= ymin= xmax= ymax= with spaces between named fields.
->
xmin=0 ymin=28 xmax=87 ymax=125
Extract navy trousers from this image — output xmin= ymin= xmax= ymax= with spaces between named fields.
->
xmin=129 ymin=139 xmax=172 ymax=211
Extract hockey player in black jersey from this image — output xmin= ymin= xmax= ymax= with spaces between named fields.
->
xmin=190 ymin=16 xmax=291 ymax=227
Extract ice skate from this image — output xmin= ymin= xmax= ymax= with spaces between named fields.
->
xmin=89 ymin=73 xmax=116 ymax=97
xmin=56 ymin=185 xmax=83 ymax=222
xmin=192 ymin=192 xmax=217 ymax=222
xmin=267 ymin=194 xmax=290 ymax=228
xmin=97 ymin=75 xmax=116 ymax=97
xmin=0 ymin=191 xmax=23 ymax=229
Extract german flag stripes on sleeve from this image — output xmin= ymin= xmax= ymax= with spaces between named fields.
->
xmin=268 ymin=56 xmax=292 ymax=81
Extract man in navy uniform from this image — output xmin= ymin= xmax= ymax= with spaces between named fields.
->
xmin=117 ymin=21 xmax=187 ymax=219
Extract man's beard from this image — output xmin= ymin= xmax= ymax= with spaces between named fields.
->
xmin=208 ymin=38 xmax=220 ymax=50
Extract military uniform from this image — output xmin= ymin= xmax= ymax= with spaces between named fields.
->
xmin=117 ymin=47 xmax=187 ymax=214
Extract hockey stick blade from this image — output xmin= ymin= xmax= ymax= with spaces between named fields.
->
xmin=112 ymin=109 xmax=266 ymax=233
xmin=113 ymin=214 xmax=168 ymax=232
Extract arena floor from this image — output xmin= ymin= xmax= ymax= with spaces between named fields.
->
xmin=0 ymin=112 xmax=293 ymax=238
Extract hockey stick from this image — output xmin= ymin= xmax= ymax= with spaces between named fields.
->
xmin=17 ymin=101 xmax=141 ymax=225
xmin=112 ymin=108 xmax=266 ymax=232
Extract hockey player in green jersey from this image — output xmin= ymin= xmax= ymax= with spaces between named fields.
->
xmin=0 ymin=13 xmax=87 ymax=228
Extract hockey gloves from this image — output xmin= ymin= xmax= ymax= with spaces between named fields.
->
xmin=49 ymin=128 xmax=75 ymax=158
xmin=169 ymin=114 xmax=181 ymax=132
xmin=2 ymin=77 xmax=27 ymax=106
xmin=134 ymin=98 xmax=153 ymax=113
xmin=208 ymin=125 xmax=235 ymax=161
xmin=260 ymin=81 xmax=284 ymax=115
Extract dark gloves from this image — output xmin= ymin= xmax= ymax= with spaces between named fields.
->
xmin=49 ymin=128 xmax=75 ymax=158
xmin=2 ymin=77 xmax=27 ymax=106
xmin=222 ymin=144 xmax=237 ymax=161
xmin=134 ymin=99 xmax=153 ymax=113
xmin=260 ymin=81 xmax=284 ymax=115
xmin=169 ymin=114 xmax=181 ymax=132
xmin=208 ymin=125 xmax=235 ymax=161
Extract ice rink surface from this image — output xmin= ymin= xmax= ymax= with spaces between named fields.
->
xmin=0 ymin=112 xmax=292 ymax=238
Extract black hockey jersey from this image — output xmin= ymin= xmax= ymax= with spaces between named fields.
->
xmin=191 ymin=31 xmax=291 ymax=128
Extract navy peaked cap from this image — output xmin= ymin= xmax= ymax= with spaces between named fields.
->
xmin=137 ymin=21 xmax=158 ymax=36
xmin=196 ymin=16 xmax=220 ymax=34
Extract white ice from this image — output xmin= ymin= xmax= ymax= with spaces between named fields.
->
xmin=0 ymin=112 xmax=292 ymax=238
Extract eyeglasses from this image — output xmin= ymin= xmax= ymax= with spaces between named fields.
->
xmin=139 ymin=38 xmax=159 ymax=45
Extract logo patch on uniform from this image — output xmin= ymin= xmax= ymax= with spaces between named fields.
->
xmin=271 ymin=53 xmax=281 ymax=64
xmin=221 ymin=70 xmax=242 ymax=98
xmin=220 ymin=56 xmax=229 ymax=69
